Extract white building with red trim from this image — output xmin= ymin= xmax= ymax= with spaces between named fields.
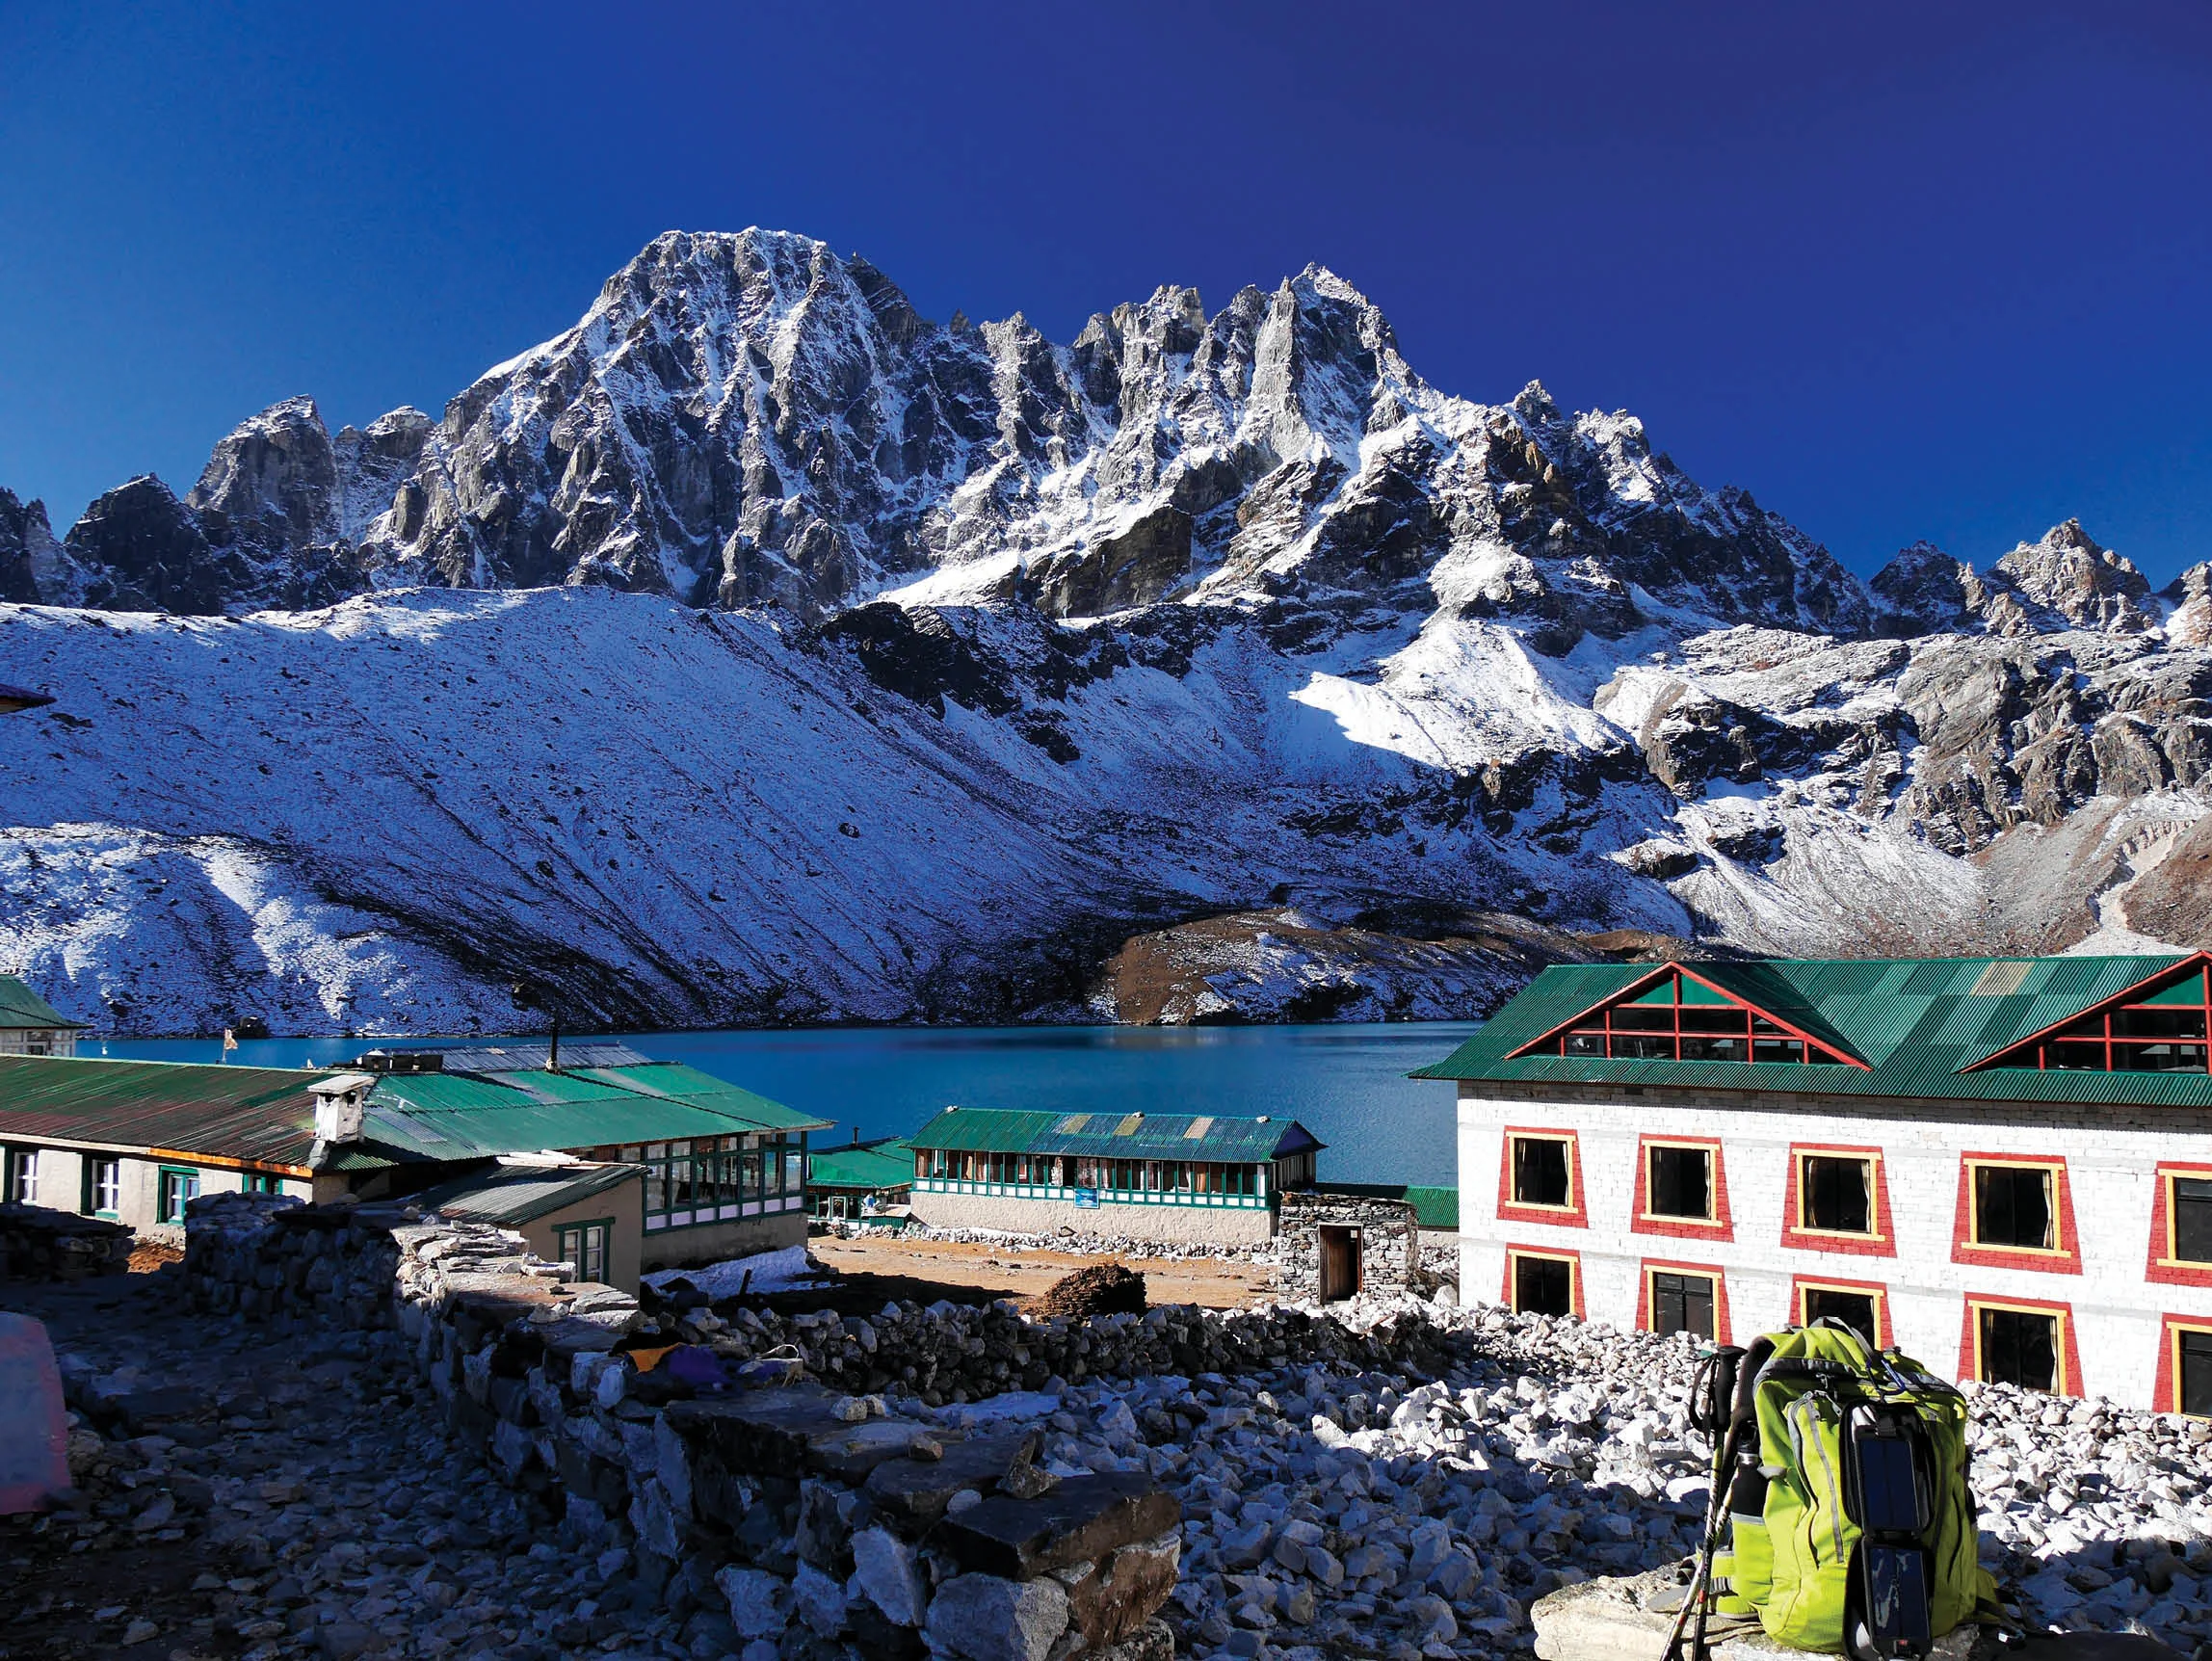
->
xmin=1416 ymin=953 xmax=2212 ymax=1414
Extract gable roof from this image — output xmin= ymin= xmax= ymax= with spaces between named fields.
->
xmin=0 ymin=1056 xmax=334 ymax=1169
xmin=411 ymin=1160 xmax=641 ymax=1226
xmin=908 ymin=1106 xmax=1324 ymax=1163
xmin=1414 ymin=952 xmax=2212 ymax=1108
xmin=808 ymin=1138 xmax=917 ymax=1191
xmin=0 ymin=1050 xmax=830 ymax=1173
xmin=0 ymin=977 xmax=86 ymax=1031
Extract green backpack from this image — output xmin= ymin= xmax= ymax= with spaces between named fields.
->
xmin=1666 ymin=1322 xmax=2002 ymax=1661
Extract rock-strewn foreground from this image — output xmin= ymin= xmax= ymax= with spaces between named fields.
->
xmin=11 ymin=1266 xmax=2212 ymax=1661
xmin=7 ymin=229 xmax=2212 ymax=1032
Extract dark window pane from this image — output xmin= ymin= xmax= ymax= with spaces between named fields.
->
xmin=1649 ymin=1147 xmax=1713 ymax=1219
xmin=2173 ymin=1177 xmax=2212 ymax=1265
xmin=1564 ymin=1030 xmax=1606 ymax=1056
xmin=1975 ymin=1166 xmax=2053 ymax=1250
xmin=2044 ymin=1041 xmax=2106 ymax=1070
xmin=1652 ymin=1272 xmax=1716 ymax=1338
xmin=1803 ymin=1287 xmax=1878 ymax=1341
xmin=1802 ymin=1156 xmax=1872 ymax=1233
xmin=1611 ymin=1007 xmax=1675 ymax=1032
xmin=1680 ymin=1036 xmax=1747 ymax=1062
xmin=1679 ymin=1008 xmax=1748 ymax=1034
xmin=1514 ymin=1255 xmax=1573 ymax=1316
xmin=1615 ymin=1033 xmax=1676 ymax=1060
xmin=1753 ymin=1037 xmax=1806 ymax=1063
xmin=1978 ymin=1307 xmax=2057 ymax=1391
xmin=2113 ymin=1041 xmax=2208 ymax=1072
xmin=1512 ymin=1138 xmax=1571 ymax=1207
xmin=2114 ymin=1007 xmax=2208 ymax=1040
xmin=2181 ymin=1330 xmax=2212 ymax=1418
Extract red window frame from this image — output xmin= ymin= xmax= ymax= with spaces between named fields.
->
xmin=1502 ymin=1245 xmax=1585 ymax=1319
xmin=1780 ymin=1143 xmax=1896 ymax=1257
xmin=1950 ymin=1152 xmax=2081 ymax=1274
xmin=1967 ymin=957 xmax=2212 ymax=1073
xmin=1958 ymin=1292 xmax=2082 ymax=1397
xmin=1510 ymin=964 xmax=1862 ymax=1067
xmin=1635 ymin=1257 xmax=1732 ymax=1345
xmin=1790 ymin=1274 xmax=1894 ymax=1347
xmin=2151 ymin=1312 xmax=2212 ymax=1416
xmin=1496 ymin=1125 xmax=1588 ymax=1227
xmin=2146 ymin=1161 xmax=2212 ymax=1289
xmin=1631 ymin=1134 xmax=1734 ymax=1241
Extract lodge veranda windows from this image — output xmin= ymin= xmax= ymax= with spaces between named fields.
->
xmin=1518 ymin=969 xmax=1850 ymax=1065
xmin=915 ymin=1148 xmax=1263 ymax=1200
xmin=622 ymin=1134 xmax=804 ymax=1229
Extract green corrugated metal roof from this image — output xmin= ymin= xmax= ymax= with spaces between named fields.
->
xmin=808 ymin=1138 xmax=916 ymax=1191
xmin=908 ymin=1106 xmax=1322 ymax=1162
xmin=570 ymin=1064 xmax=831 ymax=1133
xmin=1313 ymin=1182 xmax=1460 ymax=1228
xmin=0 ymin=976 xmax=86 ymax=1031
xmin=411 ymin=1161 xmax=640 ymax=1226
xmin=1413 ymin=952 xmax=2212 ymax=1107
xmin=0 ymin=1056 xmax=332 ymax=1167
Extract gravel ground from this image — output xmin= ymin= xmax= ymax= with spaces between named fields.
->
xmin=10 ymin=1267 xmax=2211 ymax=1661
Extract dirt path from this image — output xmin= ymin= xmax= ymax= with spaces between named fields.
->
xmin=807 ymin=1232 xmax=1278 ymax=1310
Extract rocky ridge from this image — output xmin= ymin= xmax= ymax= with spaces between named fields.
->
xmin=6 ymin=231 xmax=2212 ymax=1031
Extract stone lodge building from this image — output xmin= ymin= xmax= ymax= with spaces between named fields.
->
xmin=1419 ymin=953 xmax=2212 ymax=1415
xmin=907 ymin=1105 xmax=1323 ymax=1245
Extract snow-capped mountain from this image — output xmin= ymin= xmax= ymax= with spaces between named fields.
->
xmin=3 ymin=229 xmax=2210 ymax=1035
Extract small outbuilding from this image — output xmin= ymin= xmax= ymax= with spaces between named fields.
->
xmin=807 ymin=1135 xmax=915 ymax=1224
xmin=409 ymin=1160 xmax=645 ymax=1289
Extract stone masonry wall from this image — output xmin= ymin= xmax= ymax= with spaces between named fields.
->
xmin=1277 ymin=1192 xmax=1423 ymax=1305
xmin=183 ymin=1191 xmax=1462 ymax=1661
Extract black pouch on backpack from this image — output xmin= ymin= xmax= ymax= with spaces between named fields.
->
xmin=1841 ymin=1402 xmax=1937 ymax=1660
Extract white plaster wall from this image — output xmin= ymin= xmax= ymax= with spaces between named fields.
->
xmin=1456 ymin=1085 xmax=2212 ymax=1411
xmin=910 ymin=1189 xmax=1277 ymax=1245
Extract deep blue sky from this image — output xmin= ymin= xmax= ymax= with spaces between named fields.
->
xmin=4 ymin=3 xmax=2209 ymax=582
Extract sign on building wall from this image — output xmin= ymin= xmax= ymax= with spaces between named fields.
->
xmin=1075 ymin=1188 xmax=1099 ymax=1209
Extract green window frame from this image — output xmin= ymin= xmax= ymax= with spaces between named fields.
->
xmin=157 ymin=1165 xmax=200 ymax=1225
xmin=553 ymin=1217 xmax=615 ymax=1285
xmin=241 ymin=1171 xmax=282 ymax=1196
xmin=82 ymin=1156 xmax=122 ymax=1218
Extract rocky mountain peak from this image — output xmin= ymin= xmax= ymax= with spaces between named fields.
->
xmin=0 ymin=488 xmax=66 ymax=605
xmin=1992 ymin=517 xmax=2152 ymax=632
xmin=1870 ymin=539 xmax=1977 ymax=635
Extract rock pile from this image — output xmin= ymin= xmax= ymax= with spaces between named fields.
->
xmin=173 ymin=1196 xmax=2212 ymax=1659
xmin=1041 ymin=1264 xmax=1147 ymax=1320
xmin=870 ymin=1223 xmax=1278 ymax=1265
xmin=0 ymin=1201 xmax=133 ymax=1280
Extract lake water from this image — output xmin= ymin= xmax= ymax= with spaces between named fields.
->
xmin=100 ymin=1021 xmax=1481 ymax=1188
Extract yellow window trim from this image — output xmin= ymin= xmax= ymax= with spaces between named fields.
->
xmin=1793 ymin=1149 xmax=1884 ymax=1240
xmin=1505 ymin=1248 xmax=1580 ymax=1313
xmin=1641 ymin=1137 xmax=1722 ymax=1225
xmin=1965 ymin=1296 xmax=2072 ymax=1395
xmin=1963 ymin=1157 xmax=2070 ymax=1256
xmin=1506 ymin=1132 xmax=1579 ymax=1212
xmin=2169 ymin=1319 xmax=2212 ymax=1419
xmin=2157 ymin=1168 xmax=2212 ymax=1269
xmin=1642 ymin=1264 xmax=1719 ymax=1334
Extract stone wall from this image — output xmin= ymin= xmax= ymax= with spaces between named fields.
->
xmin=1277 ymin=1191 xmax=1423 ymax=1304
xmin=908 ymin=1188 xmax=1277 ymax=1247
xmin=181 ymin=1191 xmax=1462 ymax=1661
xmin=0 ymin=1200 xmax=133 ymax=1279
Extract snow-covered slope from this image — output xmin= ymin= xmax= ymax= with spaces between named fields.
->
xmin=5 ymin=230 xmax=2211 ymax=1033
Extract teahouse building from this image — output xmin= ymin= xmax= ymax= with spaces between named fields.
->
xmin=0 ymin=976 xmax=86 ymax=1057
xmin=0 ymin=1041 xmax=829 ymax=1282
xmin=1418 ymin=953 xmax=2212 ymax=1415
xmin=907 ymin=1106 xmax=1323 ymax=1245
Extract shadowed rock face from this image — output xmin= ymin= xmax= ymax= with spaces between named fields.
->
xmin=0 ymin=488 xmax=62 ymax=605
xmin=63 ymin=477 xmax=226 ymax=616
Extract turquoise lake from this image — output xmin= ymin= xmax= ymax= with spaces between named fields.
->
xmin=101 ymin=1021 xmax=1481 ymax=1188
